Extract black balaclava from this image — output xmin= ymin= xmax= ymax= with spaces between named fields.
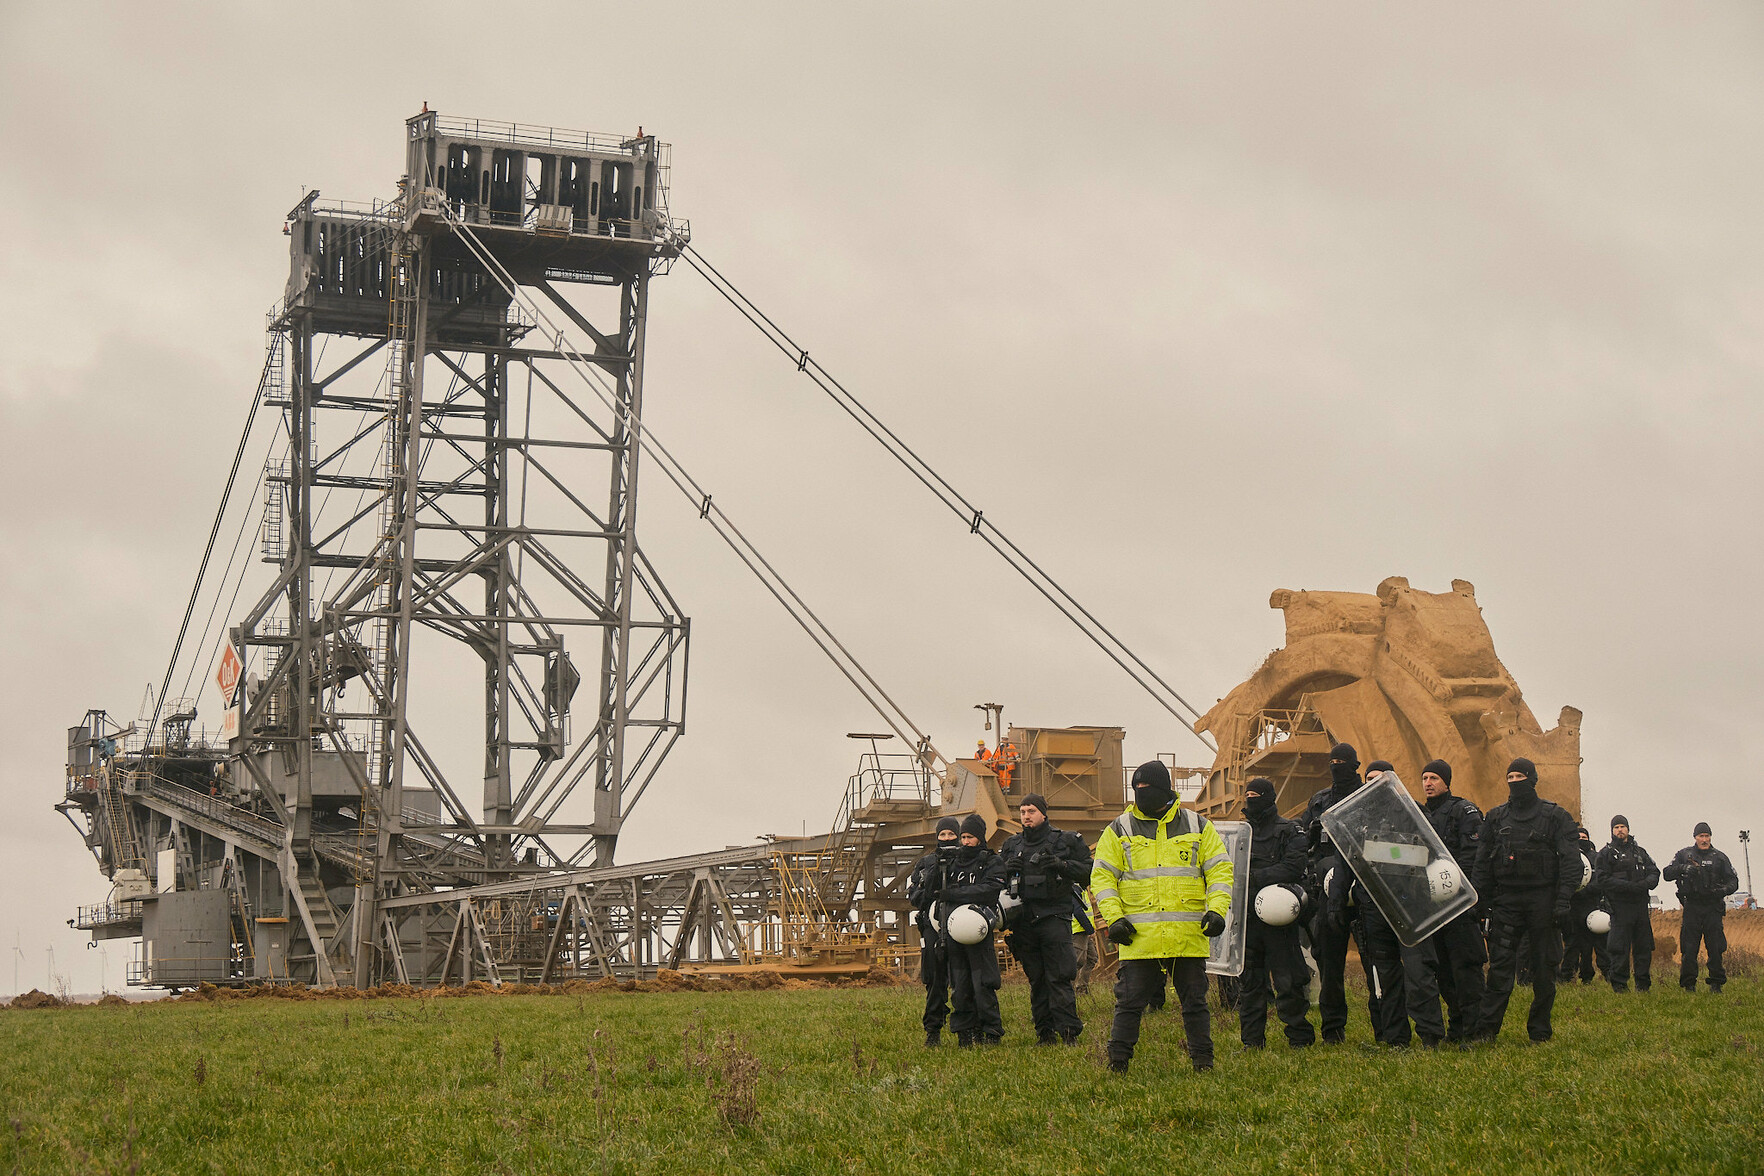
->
xmin=1131 ymin=760 xmax=1176 ymax=819
xmin=1365 ymin=759 xmax=1394 ymax=781
xmin=1244 ymin=777 xmax=1278 ymax=824
xmin=957 ymin=814 xmax=988 ymax=861
xmin=935 ymin=816 xmax=960 ymax=853
xmin=1421 ymin=759 xmax=1453 ymax=788
xmin=1611 ymin=814 xmax=1630 ymax=843
xmin=1328 ymin=743 xmax=1360 ymax=790
xmin=1576 ymin=825 xmax=1593 ymax=850
xmin=1506 ymin=757 xmax=1539 ymax=807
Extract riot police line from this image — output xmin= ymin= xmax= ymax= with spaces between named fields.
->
xmin=906 ymin=750 xmax=1742 ymax=1069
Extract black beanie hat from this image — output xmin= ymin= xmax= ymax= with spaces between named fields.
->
xmin=1020 ymin=793 xmax=1049 ymax=817
xmin=1506 ymin=757 xmax=1538 ymax=785
xmin=1131 ymin=760 xmax=1172 ymax=791
xmin=1366 ymin=759 xmax=1394 ymax=776
xmin=1611 ymin=814 xmax=1627 ymax=828
xmin=1421 ymin=759 xmax=1452 ymax=786
xmin=959 ymin=814 xmax=988 ymax=840
xmin=1694 ymin=821 xmax=1712 ymax=837
xmin=1245 ymin=777 xmax=1276 ymax=800
xmin=1329 ymin=742 xmax=1359 ymax=768
xmin=935 ymin=816 xmax=960 ymax=836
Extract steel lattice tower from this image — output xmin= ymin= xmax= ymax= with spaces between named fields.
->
xmin=237 ymin=112 xmax=690 ymax=985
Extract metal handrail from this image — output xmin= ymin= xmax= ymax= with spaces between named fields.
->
xmin=430 ymin=115 xmax=645 ymax=155
xmin=74 ymin=900 xmax=145 ymax=929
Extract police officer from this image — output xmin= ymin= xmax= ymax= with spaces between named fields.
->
xmin=1470 ymin=758 xmax=1579 ymax=1043
xmin=1594 ymin=815 xmax=1659 ymax=993
xmin=905 ymin=816 xmax=961 ymax=1045
xmin=1558 ymin=825 xmax=1608 ymax=984
xmin=938 ymin=814 xmax=1009 ymax=1046
xmin=999 ymin=793 xmax=1093 ymax=1044
xmin=1093 ymin=760 xmax=1233 ymax=1074
xmin=1239 ymin=777 xmax=1315 ymax=1050
xmin=1663 ymin=822 xmax=1741 ymax=994
xmin=1303 ymin=742 xmax=1377 ymax=1044
xmin=1321 ymin=760 xmax=1403 ymax=1045
xmin=1420 ymin=758 xmax=1486 ymax=1043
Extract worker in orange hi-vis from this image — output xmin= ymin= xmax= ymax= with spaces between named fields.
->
xmin=994 ymin=741 xmax=1019 ymax=792
xmin=975 ymin=739 xmax=994 ymax=763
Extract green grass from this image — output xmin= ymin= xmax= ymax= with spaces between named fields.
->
xmin=3 ymin=977 xmax=1761 ymax=1175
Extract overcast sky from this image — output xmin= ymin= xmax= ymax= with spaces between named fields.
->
xmin=3 ymin=2 xmax=1760 ymax=995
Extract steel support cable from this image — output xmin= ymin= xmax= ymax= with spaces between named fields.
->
xmin=182 ymin=430 xmax=281 ymax=701
xmin=681 ymin=244 xmax=1216 ymax=752
xmin=438 ymin=210 xmax=943 ymax=769
xmin=143 ymin=342 xmax=278 ymax=752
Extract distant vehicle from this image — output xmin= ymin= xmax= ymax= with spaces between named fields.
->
xmin=1726 ymin=892 xmax=1755 ymax=911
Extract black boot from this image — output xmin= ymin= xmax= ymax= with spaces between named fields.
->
xmin=924 ymin=1028 xmax=941 ymax=1048
xmin=956 ymin=1031 xmax=975 ymax=1048
xmin=1106 ymin=1044 xmax=1131 ymax=1074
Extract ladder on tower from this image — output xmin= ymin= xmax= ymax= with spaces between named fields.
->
xmin=96 ymin=761 xmax=145 ymax=874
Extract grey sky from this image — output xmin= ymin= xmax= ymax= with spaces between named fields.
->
xmin=3 ymin=2 xmax=1759 ymax=993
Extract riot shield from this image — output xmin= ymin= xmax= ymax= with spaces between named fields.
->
xmin=1318 ymin=772 xmax=1479 ymax=947
xmin=1205 ymin=819 xmax=1252 ymax=977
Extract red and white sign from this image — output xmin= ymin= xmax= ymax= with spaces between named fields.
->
xmin=220 ymin=704 xmax=241 ymax=742
xmin=214 ymin=644 xmax=243 ymax=705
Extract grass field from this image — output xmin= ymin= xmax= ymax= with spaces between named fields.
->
xmin=3 ymin=975 xmax=1761 ymax=1175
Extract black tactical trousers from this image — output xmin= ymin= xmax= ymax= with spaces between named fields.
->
xmin=1606 ymin=902 xmax=1654 ymax=991
xmin=1109 ymin=957 xmax=1212 ymax=1068
xmin=947 ymin=939 xmax=1003 ymax=1042
xmin=1558 ymin=922 xmax=1609 ymax=983
xmin=1476 ymin=890 xmax=1562 ymax=1043
xmin=1310 ymin=910 xmax=1377 ymax=1042
xmin=919 ymin=931 xmax=949 ymax=1031
xmin=1361 ymin=904 xmax=1446 ymax=1046
xmin=1239 ymin=919 xmax=1315 ymax=1048
xmin=1679 ymin=901 xmax=1727 ymax=990
xmin=1432 ymin=910 xmax=1487 ymax=1042
xmin=1007 ymin=914 xmax=1082 ymax=1040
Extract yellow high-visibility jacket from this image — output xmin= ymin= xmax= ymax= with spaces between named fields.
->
xmin=1091 ymin=804 xmax=1233 ymax=960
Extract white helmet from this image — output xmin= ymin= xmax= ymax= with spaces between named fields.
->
xmin=1578 ymin=856 xmax=1594 ymax=892
xmin=1586 ymin=909 xmax=1612 ymax=935
xmin=1425 ymin=858 xmax=1463 ymax=902
xmin=1255 ymin=885 xmax=1301 ymax=927
xmin=999 ymin=890 xmax=1024 ymax=912
xmin=946 ymin=904 xmax=996 ymax=945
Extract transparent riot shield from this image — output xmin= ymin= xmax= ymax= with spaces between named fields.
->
xmin=1318 ymin=772 xmax=1479 ymax=947
xmin=1205 ymin=819 xmax=1252 ymax=977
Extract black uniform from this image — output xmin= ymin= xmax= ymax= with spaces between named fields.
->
xmin=1241 ymin=806 xmax=1316 ymax=1048
xmin=905 ymin=846 xmax=952 ymax=1038
xmin=1594 ymin=835 xmax=1659 ymax=992
xmin=1303 ymin=764 xmax=1378 ymax=1043
xmin=1559 ymin=836 xmax=1609 ymax=983
xmin=935 ymin=844 xmax=1009 ymax=1044
xmin=999 ymin=818 xmax=1093 ymax=1043
xmin=1663 ymin=845 xmax=1740 ymax=992
xmin=1471 ymin=777 xmax=1579 ymax=1043
xmin=1423 ymin=790 xmax=1487 ymax=1042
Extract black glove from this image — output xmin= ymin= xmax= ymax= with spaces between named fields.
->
xmin=1107 ymin=919 xmax=1137 ymax=946
xmin=1200 ymin=910 xmax=1226 ymax=938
